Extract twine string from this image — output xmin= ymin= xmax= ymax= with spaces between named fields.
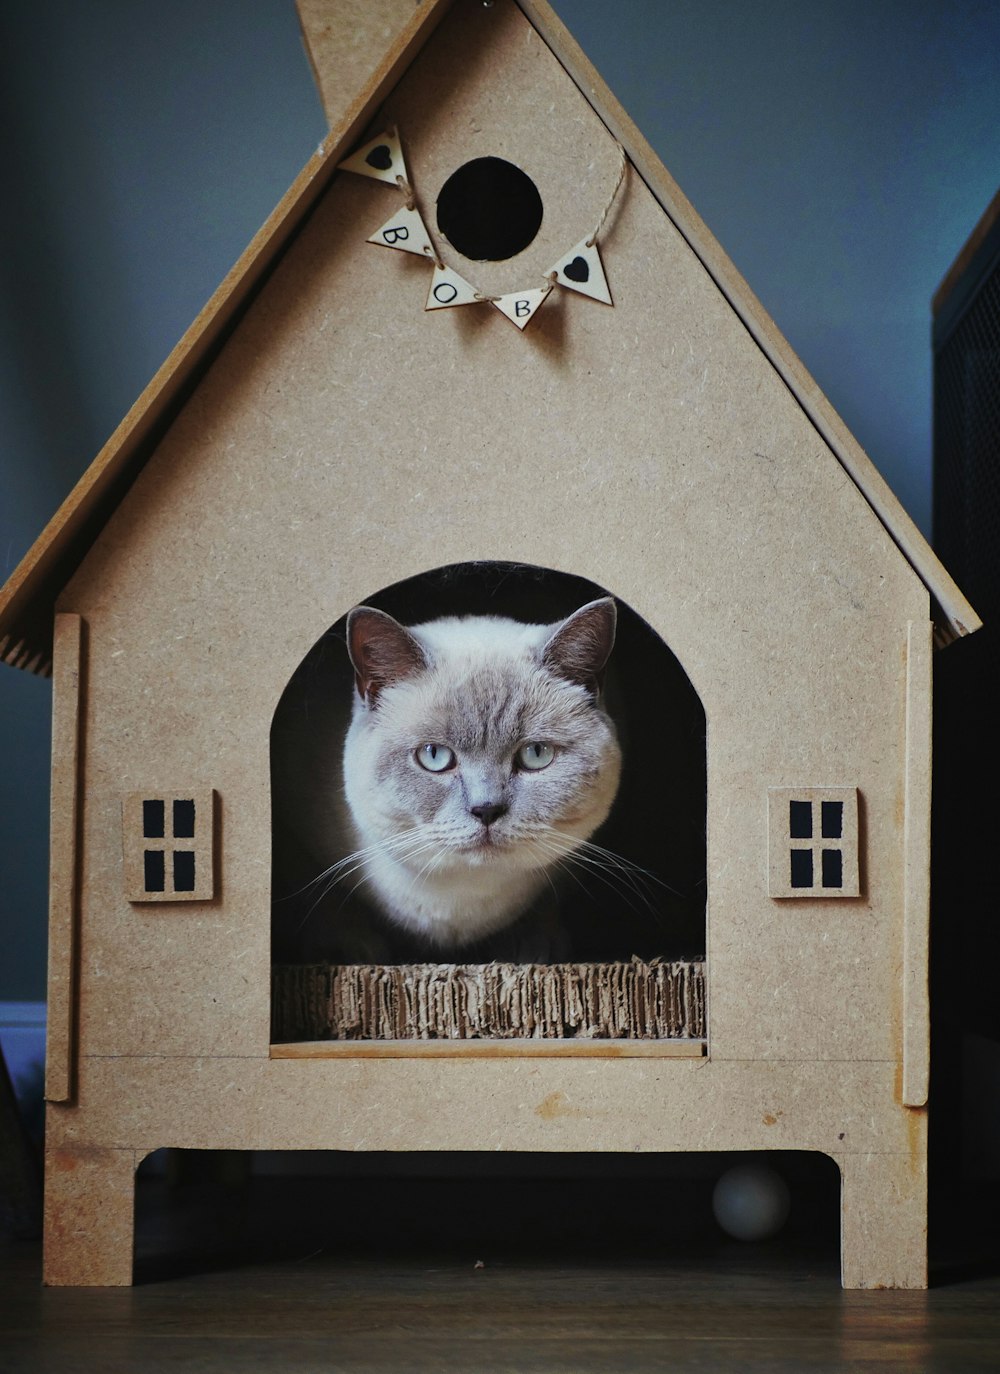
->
xmin=586 ymin=141 xmax=627 ymax=247
xmin=389 ymin=133 xmax=628 ymax=300
xmin=395 ymin=173 xmax=417 ymax=213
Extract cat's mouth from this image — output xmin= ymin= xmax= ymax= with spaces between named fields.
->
xmin=462 ymin=833 xmax=501 ymax=852
xmin=457 ymin=829 xmax=514 ymax=858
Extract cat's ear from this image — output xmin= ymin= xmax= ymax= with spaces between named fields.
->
xmin=346 ymin=606 xmax=428 ymax=706
xmin=542 ymin=597 xmax=617 ymax=696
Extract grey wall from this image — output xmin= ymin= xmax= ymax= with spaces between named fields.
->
xmin=1 ymin=0 xmax=997 ymax=1000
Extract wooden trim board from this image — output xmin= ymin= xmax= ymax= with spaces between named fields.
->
xmin=902 ymin=619 xmax=933 ymax=1107
xmin=270 ymin=1039 xmax=707 ymax=1059
xmin=44 ymin=614 xmax=84 ymax=1103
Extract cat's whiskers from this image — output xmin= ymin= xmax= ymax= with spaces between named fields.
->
xmin=575 ymin=836 xmax=680 ymax=894
xmin=520 ymin=835 xmax=600 ymax=911
xmin=409 ymin=845 xmax=449 ymax=892
xmin=295 ymin=828 xmax=439 ymax=926
xmin=282 ymin=829 xmax=425 ymax=901
xmin=526 ymin=826 xmax=670 ymax=921
xmin=537 ymin=824 xmax=676 ymax=893
xmin=339 ymin=835 xmax=442 ymax=901
xmin=518 ymin=837 xmax=563 ymax=904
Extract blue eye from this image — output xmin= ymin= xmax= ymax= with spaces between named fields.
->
xmin=517 ymin=742 xmax=554 ymax=771
xmin=415 ymin=743 xmax=456 ymax=773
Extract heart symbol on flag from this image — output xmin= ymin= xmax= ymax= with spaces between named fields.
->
xmin=366 ymin=145 xmax=393 ymax=171
xmin=563 ymin=255 xmax=590 ymax=283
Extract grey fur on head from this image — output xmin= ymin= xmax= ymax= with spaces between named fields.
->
xmin=339 ymin=598 xmax=622 ymax=951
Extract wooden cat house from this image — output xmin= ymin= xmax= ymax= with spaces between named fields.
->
xmin=0 ymin=0 xmax=980 ymax=1289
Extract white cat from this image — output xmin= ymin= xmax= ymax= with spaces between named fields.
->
xmin=340 ymin=598 xmax=622 ymax=952
xmin=269 ymin=596 xmax=620 ymax=961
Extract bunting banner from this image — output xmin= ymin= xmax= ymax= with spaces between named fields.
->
xmin=338 ymin=129 xmax=408 ymax=186
xmin=425 ymin=263 xmax=480 ymax=311
xmin=547 ymin=237 xmax=613 ymax=305
xmin=368 ymin=205 xmax=435 ymax=258
xmin=340 ymin=128 xmax=626 ymax=332
xmin=492 ymin=285 xmax=553 ymax=331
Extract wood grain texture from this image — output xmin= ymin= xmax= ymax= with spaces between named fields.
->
xmin=58 ymin=1056 xmax=916 ymax=1158
xmin=0 ymin=0 xmax=979 ymax=670
xmin=0 ymin=0 xmax=455 ymax=675
xmin=270 ymin=1038 xmax=706 ymax=1058
xmin=10 ymin=1171 xmax=1000 ymax=1368
xmin=42 ymin=1145 xmax=138 ymax=1286
xmin=297 ymin=0 xmax=419 ymax=130
xmin=29 ymin=0 xmax=950 ymax=1294
xmin=516 ymin=0 xmax=980 ymax=645
xmin=766 ymin=787 xmax=860 ymax=899
xmin=44 ymin=614 xmax=83 ymax=1103
xmin=121 ymin=789 xmax=216 ymax=903
xmin=903 ymin=620 xmax=933 ymax=1108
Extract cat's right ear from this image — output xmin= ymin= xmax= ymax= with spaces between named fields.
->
xmin=542 ymin=596 xmax=617 ymax=698
xmin=346 ymin=607 xmax=428 ymax=706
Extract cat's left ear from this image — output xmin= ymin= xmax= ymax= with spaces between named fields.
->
xmin=542 ymin=597 xmax=617 ymax=697
xmin=347 ymin=606 xmax=428 ymax=706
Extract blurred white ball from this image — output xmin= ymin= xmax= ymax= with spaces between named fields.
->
xmin=712 ymin=1161 xmax=791 ymax=1241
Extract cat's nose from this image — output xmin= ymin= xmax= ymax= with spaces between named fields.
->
xmin=470 ymin=802 xmax=508 ymax=827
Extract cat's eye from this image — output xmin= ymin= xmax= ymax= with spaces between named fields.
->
xmin=516 ymin=742 xmax=554 ymax=771
xmin=415 ymin=743 xmax=456 ymax=773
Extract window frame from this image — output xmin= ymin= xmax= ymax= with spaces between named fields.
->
xmin=122 ymin=789 xmax=216 ymax=902
xmin=767 ymin=787 xmax=860 ymax=899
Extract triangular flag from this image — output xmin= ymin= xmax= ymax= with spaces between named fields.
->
xmin=368 ymin=205 xmax=434 ymax=259
xmin=492 ymin=285 xmax=553 ymax=331
xmin=425 ymin=264 xmax=480 ymax=311
xmin=338 ymin=129 xmax=407 ymax=185
xmin=548 ymin=238 xmax=613 ymax=305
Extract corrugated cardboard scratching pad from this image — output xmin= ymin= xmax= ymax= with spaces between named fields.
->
xmin=272 ymin=960 xmax=706 ymax=1041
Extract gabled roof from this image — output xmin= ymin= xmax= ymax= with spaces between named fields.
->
xmin=0 ymin=0 xmax=979 ymax=676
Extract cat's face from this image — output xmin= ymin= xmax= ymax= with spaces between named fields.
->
xmin=342 ymin=600 xmax=622 ymax=890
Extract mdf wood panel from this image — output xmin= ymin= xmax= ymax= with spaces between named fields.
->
xmin=44 ymin=613 xmax=83 ymax=1103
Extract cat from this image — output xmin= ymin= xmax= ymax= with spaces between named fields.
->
xmin=272 ymin=597 xmax=622 ymax=963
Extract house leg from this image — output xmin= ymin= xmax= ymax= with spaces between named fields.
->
xmin=43 ymin=1143 xmax=138 ymax=1286
xmin=839 ymin=1137 xmax=928 ymax=1289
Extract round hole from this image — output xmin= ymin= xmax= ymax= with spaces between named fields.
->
xmin=436 ymin=157 xmax=543 ymax=261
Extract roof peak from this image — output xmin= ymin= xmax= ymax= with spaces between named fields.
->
xmin=0 ymin=0 xmax=979 ymax=674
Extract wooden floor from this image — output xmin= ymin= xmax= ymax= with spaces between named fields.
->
xmin=4 ymin=1161 xmax=1000 ymax=1372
